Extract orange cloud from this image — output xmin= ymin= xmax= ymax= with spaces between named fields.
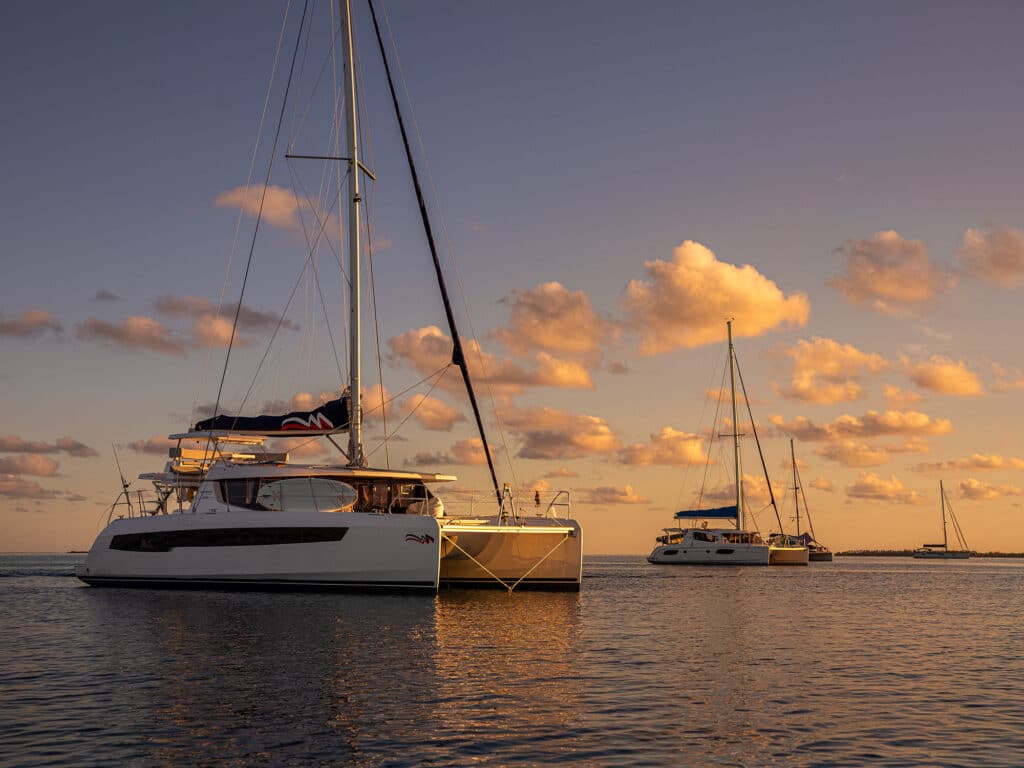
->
xmin=846 ymin=472 xmax=926 ymax=505
xmin=619 ymin=427 xmax=709 ymax=467
xmin=451 ymin=438 xmax=488 ymax=465
xmin=577 ymin=485 xmax=650 ymax=505
xmin=126 ymin=436 xmax=179 ymax=456
xmin=0 ymin=455 xmax=60 ymax=477
xmin=502 ymin=406 xmax=620 ymax=460
xmin=779 ymin=337 xmax=888 ymax=404
xmin=809 ymin=477 xmax=834 ymax=492
xmin=76 ymin=316 xmax=186 ymax=355
xmin=830 ymin=230 xmax=956 ymax=315
xmin=771 ymin=410 xmax=953 ymax=442
xmin=403 ymin=394 xmax=466 ymax=431
xmin=958 ymin=225 xmax=1024 ymax=286
xmin=915 ymin=454 xmax=1024 ymax=472
xmin=0 ymin=476 xmax=63 ymax=499
xmin=388 ymin=326 xmax=593 ymax=396
xmin=544 ymin=466 xmax=579 ymax=479
xmin=0 ymin=435 xmax=97 ymax=458
xmin=959 ymin=478 xmax=1024 ymax=501
xmin=989 ymin=362 xmax=1024 ymax=392
xmin=903 ymin=355 xmax=983 ymax=397
xmin=622 ymin=240 xmax=809 ymax=354
xmin=0 ymin=309 xmax=62 ymax=338
xmin=883 ymin=385 xmax=925 ymax=408
xmin=492 ymin=282 xmax=615 ymax=359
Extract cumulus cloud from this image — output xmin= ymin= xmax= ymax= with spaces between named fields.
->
xmin=0 ymin=475 xmax=63 ymax=499
xmin=959 ymin=478 xmax=1024 ymax=501
xmin=0 ymin=455 xmax=60 ymax=476
xmin=491 ymin=282 xmax=615 ymax=359
xmin=903 ymin=355 xmax=983 ymax=397
xmin=619 ymin=427 xmax=709 ymax=467
xmin=544 ymin=466 xmax=579 ymax=479
xmin=388 ymin=326 xmax=593 ymax=397
xmin=214 ymin=184 xmax=306 ymax=230
xmin=989 ymin=362 xmax=1024 ymax=393
xmin=0 ymin=435 xmax=98 ymax=458
xmin=622 ymin=240 xmax=809 ymax=354
xmin=958 ymin=225 xmax=1024 ymax=286
xmin=700 ymin=472 xmax=784 ymax=509
xmin=403 ymin=394 xmax=465 ymax=431
xmin=770 ymin=410 xmax=953 ymax=442
xmin=883 ymin=385 xmax=925 ymax=408
xmin=815 ymin=436 xmax=929 ymax=468
xmin=404 ymin=451 xmax=454 ymax=467
xmin=451 ymin=438 xmax=488 ymax=465
xmin=915 ymin=454 xmax=1024 ymax=473
xmin=76 ymin=316 xmax=187 ymax=356
xmin=153 ymin=294 xmax=297 ymax=349
xmin=126 ymin=436 xmax=179 ymax=456
xmin=809 ymin=477 xmax=834 ymax=492
xmin=501 ymin=406 xmax=620 ymax=460
xmin=845 ymin=472 xmax=926 ymax=505
xmin=577 ymin=485 xmax=650 ymax=505
xmin=0 ymin=309 xmax=63 ymax=338
xmin=779 ymin=337 xmax=888 ymax=404
xmin=268 ymin=437 xmax=333 ymax=459
xmin=830 ymin=230 xmax=956 ymax=315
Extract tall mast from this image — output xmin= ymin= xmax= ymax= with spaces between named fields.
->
xmin=940 ymin=480 xmax=948 ymax=550
xmin=342 ymin=0 xmax=364 ymax=467
xmin=791 ymin=438 xmax=800 ymax=535
xmin=727 ymin=320 xmax=743 ymax=530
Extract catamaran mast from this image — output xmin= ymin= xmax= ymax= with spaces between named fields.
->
xmin=791 ymin=438 xmax=800 ymax=535
xmin=940 ymin=480 xmax=948 ymax=550
xmin=727 ymin=320 xmax=743 ymax=530
xmin=341 ymin=0 xmax=365 ymax=467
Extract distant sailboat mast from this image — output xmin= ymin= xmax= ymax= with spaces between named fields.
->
xmin=342 ymin=0 xmax=364 ymax=468
xmin=940 ymin=479 xmax=949 ymax=550
xmin=727 ymin=319 xmax=743 ymax=531
xmin=791 ymin=438 xmax=800 ymax=535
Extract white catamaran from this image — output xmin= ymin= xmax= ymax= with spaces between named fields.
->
xmin=913 ymin=481 xmax=970 ymax=559
xmin=77 ymin=0 xmax=582 ymax=593
xmin=647 ymin=321 xmax=770 ymax=566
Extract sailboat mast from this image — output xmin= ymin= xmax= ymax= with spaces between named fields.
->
xmin=342 ymin=0 xmax=364 ymax=467
xmin=728 ymin=320 xmax=743 ymax=530
xmin=940 ymin=480 xmax=948 ymax=550
xmin=791 ymin=438 xmax=800 ymax=535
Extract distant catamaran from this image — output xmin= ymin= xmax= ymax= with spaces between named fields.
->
xmin=913 ymin=481 xmax=970 ymax=559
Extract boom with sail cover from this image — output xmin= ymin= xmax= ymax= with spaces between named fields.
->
xmin=195 ymin=396 xmax=350 ymax=436
xmin=675 ymin=505 xmax=738 ymax=520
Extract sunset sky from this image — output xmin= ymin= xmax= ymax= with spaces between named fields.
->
xmin=2 ymin=1 xmax=1023 ymax=554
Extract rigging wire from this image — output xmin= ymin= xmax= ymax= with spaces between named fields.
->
xmin=210 ymin=0 xmax=310 ymax=439
xmin=376 ymin=2 xmax=520 ymax=493
xmin=733 ymin=351 xmax=784 ymax=532
xmin=193 ymin=0 xmax=293 ymax=420
xmin=367 ymin=0 xmax=501 ymax=503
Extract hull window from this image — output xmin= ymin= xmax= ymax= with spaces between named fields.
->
xmin=109 ymin=527 xmax=349 ymax=552
xmin=716 ymin=548 xmax=735 ymax=555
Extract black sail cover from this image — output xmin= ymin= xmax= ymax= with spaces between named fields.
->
xmin=195 ymin=396 xmax=350 ymax=436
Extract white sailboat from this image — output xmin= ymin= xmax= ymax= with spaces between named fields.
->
xmin=785 ymin=438 xmax=832 ymax=562
xmin=913 ymin=481 xmax=970 ymax=559
xmin=647 ymin=321 xmax=769 ymax=566
xmin=77 ymin=0 xmax=582 ymax=593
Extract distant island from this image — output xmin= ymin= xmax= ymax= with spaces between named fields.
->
xmin=837 ymin=550 xmax=1024 ymax=558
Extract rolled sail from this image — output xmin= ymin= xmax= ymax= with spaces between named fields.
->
xmin=195 ymin=396 xmax=350 ymax=436
xmin=675 ymin=505 xmax=738 ymax=520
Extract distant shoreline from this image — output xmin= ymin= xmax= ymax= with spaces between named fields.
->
xmin=837 ymin=550 xmax=1024 ymax=558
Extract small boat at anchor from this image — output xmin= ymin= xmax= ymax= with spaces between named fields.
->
xmin=647 ymin=320 xmax=769 ymax=566
xmin=913 ymin=481 xmax=970 ymax=559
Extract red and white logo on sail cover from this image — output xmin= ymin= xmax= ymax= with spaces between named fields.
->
xmin=281 ymin=412 xmax=334 ymax=431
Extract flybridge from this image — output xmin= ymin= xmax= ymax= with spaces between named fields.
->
xmin=193 ymin=396 xmax=350 ymax=437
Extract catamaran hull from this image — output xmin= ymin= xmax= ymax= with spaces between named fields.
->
xmin=76 ymin=511 xmax=442 ymax=593
xmin=439 ymin=519 xmax=582 ymax=590
xmin=808 ymin=550 xmax=833 ymax=562
xmin=647 ymin=544 xmax=769 ymax=566
xmin=912 ymin=551 xmax=970 ymax=559
xmin=768 ymin=545 xmax=809 ymax=566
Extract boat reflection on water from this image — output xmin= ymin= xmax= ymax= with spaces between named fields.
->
xmin=82 ymin=587 xmax=582 ymax=764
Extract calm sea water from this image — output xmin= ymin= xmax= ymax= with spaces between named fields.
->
xmin=1 ymin=554 xmax=1022 ymax=767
